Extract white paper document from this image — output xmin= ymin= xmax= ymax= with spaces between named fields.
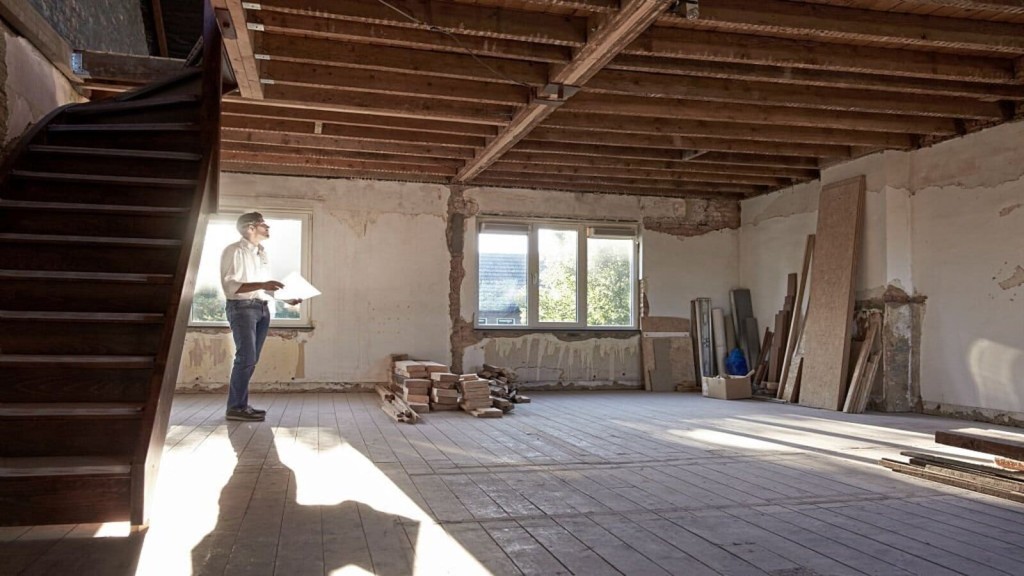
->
xmin=273 ymin=271 xmax=321 ymax=301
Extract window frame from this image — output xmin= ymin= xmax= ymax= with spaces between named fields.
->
xmin=476 ymin=218 xmax=639 ymax=331
xmin=189 ymin=209 xmax=313 ymax=328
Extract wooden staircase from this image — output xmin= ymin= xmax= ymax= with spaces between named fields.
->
xmin=0 ymin=3 xmax=228 ymax=527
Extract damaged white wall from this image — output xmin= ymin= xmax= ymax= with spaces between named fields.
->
xmin=179 ymin=179 xmax=740 ymax=391
xmin=739 ymin=120 xmax=1024 ymax=418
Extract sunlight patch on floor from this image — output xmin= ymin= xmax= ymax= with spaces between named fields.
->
xmin=135 ymin=426 xmax=239 ymax=575
xmin=273 ymin=431 xmax=493 ymax=575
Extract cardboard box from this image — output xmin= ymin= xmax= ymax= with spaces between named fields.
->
xmin=702 ymin=374 xmax=752 ymax=400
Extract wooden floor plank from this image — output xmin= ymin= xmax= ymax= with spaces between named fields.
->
xmin=11 ymin=391 xmax=1024 ymax=576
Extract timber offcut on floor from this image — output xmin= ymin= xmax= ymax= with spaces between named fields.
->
xmin=3 ymin=392 xmax=1024 ymax=576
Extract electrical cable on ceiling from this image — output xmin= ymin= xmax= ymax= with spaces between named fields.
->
xmin=374 ymin=0 xmax=534 ymax=89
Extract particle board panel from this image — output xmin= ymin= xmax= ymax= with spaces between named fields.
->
xmin=799 ymin=176 xmax=865 ymax=411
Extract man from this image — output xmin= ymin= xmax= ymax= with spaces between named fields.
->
xmin=220 ymin=212 xmax=300 ymax=422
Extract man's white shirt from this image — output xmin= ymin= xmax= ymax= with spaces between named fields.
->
xmin=221 ymin=238 xmax=273 ymax=301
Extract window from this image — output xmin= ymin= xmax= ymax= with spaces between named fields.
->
xmin=477 ymin=219 xmax=637 ymax=329
xmin=190 ymin=211 xmax=311 ymax=327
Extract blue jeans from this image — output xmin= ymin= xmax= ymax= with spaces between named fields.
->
xmin=226 ymin=299 xmax=270 ymax=411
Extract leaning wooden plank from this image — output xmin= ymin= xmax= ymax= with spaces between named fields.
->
xmin=843 ymin=321 xmax=879 ymax=413
xmin=778 ymin=234 xmax=815 ymax=398
xmin=853 ymin=352 xmax=881 ymax=414
xmin=881 ymin=459 xmax=1024 ymax=504
xmin=800 ymin=176 xmax=865 ymax=411
xmin=375 ymin=383 xmax=419 ymax=424
xmin=935 ymin=430 xmax=1024 ymax=461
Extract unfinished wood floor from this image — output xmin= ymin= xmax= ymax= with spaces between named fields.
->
xmin=3 ymin=391 xmax=1024 ymax=576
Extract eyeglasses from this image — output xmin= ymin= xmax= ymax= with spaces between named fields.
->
xmin=252 ymin=222 xmax=269 ymax=229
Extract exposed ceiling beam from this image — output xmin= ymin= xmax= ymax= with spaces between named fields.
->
xmin=627 ymin=28 xmax=1018 ymax=83
xmin=564 ymin=93 xmax=959 ymax=135
xmin=608 ymin=55 xmax=1024 ymax=101
xmin=213 ymin=0 xmax=263 ymax=98
xmin=260 ymin=84 xmax=515 ymax=124
xmin=455 ymin=0 xmax=674 ymax=182
xmin=222 ymin=162 xmax=451 ymax=183
xmin=150 ymin=0 xmax=168 ymax=57
xmin=513 ymin=139 xmax=848 ymax=162
xmin=222 ymin=141 xmax=464 ymax=168
xmin=543 ymin=113 xmax=915 ymax=148
xmin=223 ymin=102 xmax=498 ymax=137
xmin=222 ymin=115 xmax=486 ymax=148
xmin=470 ymin=177 xmax=759 ymax=198
xmin=250 ymin=11 xmax=570 ymax=62
xmin=222 ymin=150 xmax=455 ymax=175
xmin=260 ymin=61 xmax=530 ymax=106
xmin=498 ymin=151 xmax=820 ymax=177
xmin=256 ymin=34 xmax=549 ymax=85
xmin=585 ymin=69 xmax=1004 ymax=119
xmin=255 ymin=0 xmax=586 ymax=45
xmin=221 ymin=128 xmax=477 ymax=159
xmin=523 ymin=127 xmax=854 ymax=157
xmin=897 ymin=0 xmax=1024 ymax=12
xmin=659 ymin=0 xmax=1024 ymax=54
xmin=485 ymin=163 xmax=790 ymax=186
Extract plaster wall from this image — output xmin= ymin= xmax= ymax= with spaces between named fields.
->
xmin=178 ymin=178 xmax=741 ymax=391
xmin=739 ymin=120 xmax=1024 ymax=418
xmin=1 ymin=21 xmax=82 ymax=146
xmin=909 ymin=121 xmax=1024 ymax=419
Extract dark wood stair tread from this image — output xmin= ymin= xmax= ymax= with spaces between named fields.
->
xmin=9 ymin=170 xmax=196 ymax=187
xmin=0 ymin=232 xmax=182 ymax=248
xmin=0 ymin=269 xmax=173 ymax=284
xmin=0 ymin=456 xmax=131 ymax=477
xmin=0 ymin=355 xmax=155 ymax=369
xmin=0 ymin=199 xmax=190 ymax=216
xmin=0 ymin=311 xmax=164 ymax=323
xmin=47 ymin=122 xmax=200 ymax=132
xmin=27 ymin=145 xmax=202 ymax=161
xmin=64 ymin=94 xmax=199 ymax=116
xmin=0 ymin=403 xmax=144 ymax=417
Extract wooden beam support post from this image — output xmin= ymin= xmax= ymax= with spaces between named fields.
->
xmin=212 ymin=0 xmax=263 ymax=99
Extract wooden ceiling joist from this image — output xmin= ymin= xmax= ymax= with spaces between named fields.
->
xmin=260 ymin=84 xmax=515 ymax=124
xmin=659 ymin=0 xmax=1024 ymax=54
xmin=213 ymin=0 xmax=263 ymax=98
xmin=255 ymin=0 xmax=587 ymax=45
xmin=524 ymin=127 xmax=853 ymax=158
xmin=250 ymin=10 xmax=571 ymax=62
xmin=221 ymin=128 xmax=478 ymax=159
xmin=201 ymin=0 xmax=1024 ymax=198
xmin=627 ymin=28 xmax=1019 ymax=82
xmin=256 ymin=34 xmax=550 ymax=85
xmin=222 ymin=102 xmax=498 ymax=137
xmin=497 ymin=152 xmax=820 ymax=178
xmin=564 ymin=93 xmax=960 ymax=135
xmin=543 ymin=113 xmax=915 ymax=148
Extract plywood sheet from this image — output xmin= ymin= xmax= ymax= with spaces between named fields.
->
xmin=642 ymin=335 xmax=695 ymax=392
xmin=799 ymin=176 xmax=865 ymax=410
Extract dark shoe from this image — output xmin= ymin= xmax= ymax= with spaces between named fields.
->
xmin=247 ymin=405 xmax=266 ymax=415
xmin=226 ymin=406 xmax=265 ymax=421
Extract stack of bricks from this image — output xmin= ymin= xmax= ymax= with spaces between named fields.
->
xmin=393 ymin=360 xmax=431 ymax=413
xmin=430 ymin=371 xmax=461 ymax=411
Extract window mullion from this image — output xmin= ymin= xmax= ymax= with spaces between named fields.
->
xmin=528 ymin=224 xmax=539 ymax=327
xmin=578 ymin=223 xmax=587 ymax=329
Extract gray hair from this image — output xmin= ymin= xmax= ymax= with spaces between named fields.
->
xmin=236 ymin=212 xmax=265 ymax=234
